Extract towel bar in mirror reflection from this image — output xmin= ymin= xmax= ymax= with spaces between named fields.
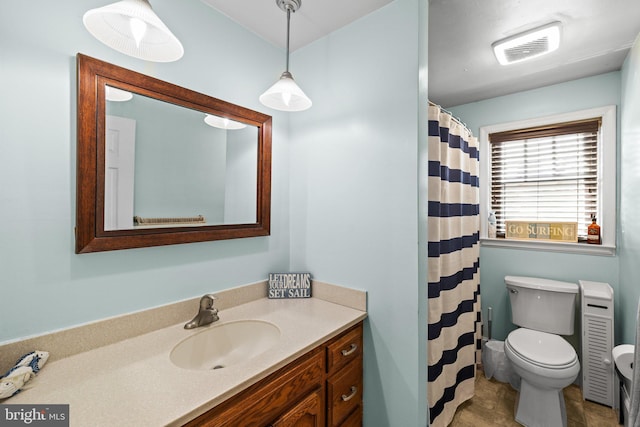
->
xmin=75 ymin=54 xmax=272 ymax=253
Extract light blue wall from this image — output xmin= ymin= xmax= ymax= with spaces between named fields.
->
xmin=619 ymin=33 xmax=640 ymax=345
xmin=288 ymin=1 xmax=428 ymax=425
xmin=448 ymin=73 xmax=621 ymax=343
xmin=0 ymin=0 xmax=291 ymax=341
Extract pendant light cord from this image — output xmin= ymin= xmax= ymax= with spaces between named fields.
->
xmin=285 ymin=6 xmax=291 ymax=73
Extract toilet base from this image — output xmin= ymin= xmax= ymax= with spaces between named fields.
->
xmin=514 ymin=379 xmax=567 ymax=427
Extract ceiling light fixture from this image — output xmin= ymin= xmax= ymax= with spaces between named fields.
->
xmin=259 ymin=0 xmax=312 ymax=112
xmin=492 ymin=22 xmax=561 ymax=66
xmin=83 ymin=0 xmax=184 ymax=63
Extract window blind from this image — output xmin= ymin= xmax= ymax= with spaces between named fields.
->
xmin=489 ymin=119 xmax=600 ymax=240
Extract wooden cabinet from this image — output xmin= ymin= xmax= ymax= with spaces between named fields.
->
xmin=184 ymin=322 xmax=363 ymax=427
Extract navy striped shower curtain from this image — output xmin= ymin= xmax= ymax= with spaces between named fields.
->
xmin=427 ymin=103 xmax=481 ymax=427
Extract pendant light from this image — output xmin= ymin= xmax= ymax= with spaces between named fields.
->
xmin=83 ymin=0 xmax=184 ymax=63
xmin=259 ymin=0 xmax=312 ymax=112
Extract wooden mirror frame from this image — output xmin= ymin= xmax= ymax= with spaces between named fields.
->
xmin=75 ymin=54 xmax=272 ymax=253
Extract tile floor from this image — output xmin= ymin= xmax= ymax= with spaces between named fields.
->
xmin=451 ymin=368 xmax=620 ymax=426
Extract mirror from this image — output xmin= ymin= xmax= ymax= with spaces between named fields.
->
xmin=76 ymin=54 xmax=272 ymax=253
xmin=104 ymin=88 xmax=259 ymax=230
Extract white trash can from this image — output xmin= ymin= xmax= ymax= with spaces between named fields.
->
xmin=482 ymin=339 xmax=520 ymax=390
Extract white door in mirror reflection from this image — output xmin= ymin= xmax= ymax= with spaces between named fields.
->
xmin=105 ymin=115 xmax=136 ymax=231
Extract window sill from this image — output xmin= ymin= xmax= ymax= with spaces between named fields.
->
xmin=480 ymin=238 xmax=616 ymax=257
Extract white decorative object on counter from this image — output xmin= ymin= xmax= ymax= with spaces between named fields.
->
xmin=0 ymin=350 xmax=49 ymax=399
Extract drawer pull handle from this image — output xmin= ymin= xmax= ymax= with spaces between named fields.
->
xmin=341 ymin=343 xmax=358 ymax=356
xmin=341 ymin=386 xmax=358 ymax=402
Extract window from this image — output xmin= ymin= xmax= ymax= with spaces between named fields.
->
xmin=490 ymin=119 xmax=599 ymax=240
xmin=479 ymin=106 xmax=616 ymax=255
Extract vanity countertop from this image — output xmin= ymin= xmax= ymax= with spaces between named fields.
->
xmin=6 ymin=297 xmax=367 ymax=426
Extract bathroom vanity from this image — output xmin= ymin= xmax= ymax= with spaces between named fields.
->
xmin=0 ymin=281 xmax=366 ymax=426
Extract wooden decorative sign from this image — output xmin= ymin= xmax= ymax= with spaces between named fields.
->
xmin=268 ymin=273 xmax=312 ymax=299
xmin=505 ymin=221 xmax=578 ymax=243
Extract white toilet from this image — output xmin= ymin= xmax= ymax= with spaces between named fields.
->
xmin=503 ymin=275 xmax=581 ymax=427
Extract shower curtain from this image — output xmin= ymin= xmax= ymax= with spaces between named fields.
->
xmin=427 ymin=103 xmax=481 ymax=427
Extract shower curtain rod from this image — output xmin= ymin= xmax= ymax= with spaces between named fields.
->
xmin=428 ymin=100 xmax=470 ymax=132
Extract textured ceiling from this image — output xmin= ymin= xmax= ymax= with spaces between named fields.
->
xmin=428 ymin=0 xmax=640 ymax=107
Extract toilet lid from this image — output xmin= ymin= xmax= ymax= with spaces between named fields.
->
xmin=507 ymin=328 xmax=577 ymax=368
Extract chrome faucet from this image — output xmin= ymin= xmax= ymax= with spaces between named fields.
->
xmin=184 ymin=294 xmax=219 ymax=329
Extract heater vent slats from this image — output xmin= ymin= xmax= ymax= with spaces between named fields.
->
xmin=504 ymin=37 xmax=550 ymax=63
xmin=492 ymin=21 xmax=561 ymax=65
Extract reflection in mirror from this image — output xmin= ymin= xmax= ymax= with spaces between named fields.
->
xmin=104 ymin=87 xmax=258 ymax=231
xmin=76 ymin=54 xmax=272 ymax=253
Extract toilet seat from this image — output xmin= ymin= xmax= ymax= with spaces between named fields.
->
xmin=506 ymin=328 xmax=577 ymax=369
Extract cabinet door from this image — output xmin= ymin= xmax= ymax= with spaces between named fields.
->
xmin=337 ymin=406 xmax=362 ymax=427
xmin=270 ymin=387 xmax=324 ymax=427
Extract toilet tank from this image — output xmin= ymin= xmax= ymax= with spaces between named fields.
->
xmin=505 ymin=275 xmax=578 ymax=335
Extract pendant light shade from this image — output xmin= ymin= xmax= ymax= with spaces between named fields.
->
xmin=83 ymin=0 xmax=184 ymax=63
xmin=259 ymin=0 xmax=312 ymax=112
xmin=260 ymin=71 xmax=312 ymax=112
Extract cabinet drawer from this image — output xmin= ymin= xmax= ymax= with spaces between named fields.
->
xmin=327 ymin=324 xmax=363 ymax=375
xmin=327 ymin=359 xmax=363 ymax=426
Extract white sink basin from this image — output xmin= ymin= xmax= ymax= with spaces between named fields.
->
xmin=170 ymin=320 xmax=280 ymax=370
xmin=613 ymin=344 xmax=634 ymax=382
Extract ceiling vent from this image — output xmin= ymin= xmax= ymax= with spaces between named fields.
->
xmin=492 ymin=22 xmax=561 ymax=65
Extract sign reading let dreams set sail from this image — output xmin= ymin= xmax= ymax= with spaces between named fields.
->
xmin=268 ymin=273 xmax=312 ymax=299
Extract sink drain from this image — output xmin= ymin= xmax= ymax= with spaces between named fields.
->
xmin=211 ymin=365 xmax=225 ymax=370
